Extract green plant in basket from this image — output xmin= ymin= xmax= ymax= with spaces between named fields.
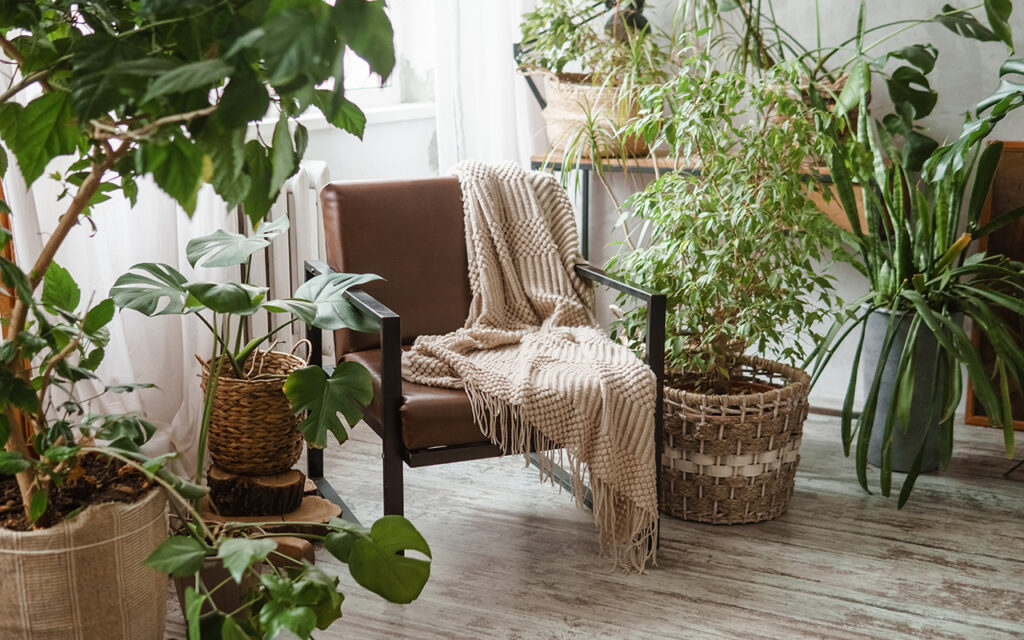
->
xmin=608 ymin=57 xmax=843 ymax=393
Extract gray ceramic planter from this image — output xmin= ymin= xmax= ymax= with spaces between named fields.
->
xmin=861 ymin=308 xmax=954 ymax=473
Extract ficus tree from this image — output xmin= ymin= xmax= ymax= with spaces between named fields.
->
xmin=0 ymin=0 xmax=388 ymax=529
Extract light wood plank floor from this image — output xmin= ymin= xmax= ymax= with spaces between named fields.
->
xmin=167 ymin=416 xmax=1024 ymax=639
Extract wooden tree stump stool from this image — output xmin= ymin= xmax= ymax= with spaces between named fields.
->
xmin=208 ymin=466 xmax=305 ymax=516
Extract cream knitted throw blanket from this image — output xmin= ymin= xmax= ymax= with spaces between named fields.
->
xmin=402 ymin=161 xmax=658 ymax=571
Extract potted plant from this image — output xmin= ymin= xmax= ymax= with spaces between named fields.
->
xmin=1 ymin=0 xmax=397 ymax=635
xmin=608 ymin=58 xmax=843 ymax=524
xmin=111 ymin=218 xmax=379 ymax=479
xmin=517 ymin=0 xmax=676 ymax=158
xmin=808 ymin=56 xmax=1024 ymax=506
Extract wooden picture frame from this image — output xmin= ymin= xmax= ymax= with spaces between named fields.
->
xmin=965 ymin=141 xmax=1024 ymax=431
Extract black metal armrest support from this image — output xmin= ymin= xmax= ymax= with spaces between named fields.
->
xmin=575 ymin=262 xmax=666 ymax=523
xmin=303 ymin=260 xmax=405 ymax=516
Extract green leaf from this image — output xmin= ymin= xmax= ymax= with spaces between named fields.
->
xmin=146 ymin=535 xmax=209 ymax=577
xmin=0 ymin=146 xmax=8 ymax=178
xmin=186 ymin=217 xmax=289 ymax=268
xmin=214 ymin=72 xmax=270 ymax=128
xmin=142 ymin=59 xmax=233 ymax=103
xmin=332 ymin=0 xmax=395 ymax=79
xmin=242 ymin=141 xmax=274 ymax=228
xmin=347 ymin=515 xmax=431 ymax=604
xmin=142 ymin=137 xmax=204 ymax=215
xmin=837 ymin=60 xmax=870 ymax=116
xmin=220 ymin=616 xmax=250 ymax=640
xmin=283 ymin=362 xmax=373 ymax=447
xmin=312 ymin=89 xmax=366 ymax=139
xmin=83 ymin=298 xmax=116 ymax=335
xmin=0 ymin=451 xmax=31 ymax=474
xmin=278 ymin=271 xmax=383 ymax=331
xmin=206 ymin=128 xmax=251 ymax=208
xmin=882 ymin=44 xmax=937 ymax=74
xmin=257 ymin=599 xmax=318 ymax=639
xmin=0 ymin=93 xmax=81 ymax=186
xmin=983 ymin=0 xmax=1014 ymax=51
xmin=269 ymin=113 xmax=298 ymax=199
xmin=934 ymin=4 xmax=999 ymax=42
xmin=42 ymin=262 xmax=81 ymax=312
xmin=183 ymin=586 xmax=205 ymax=640
xmin=886 ymin=66 xmax=937 ymax=119
xmin=968 ymin=142 xmax=1003 ymax=225
xmin=184 ymin=281 xmax=267 ymax=315
xmin=259 ymin=8 xmax=336 ymax=88
xmin=110 ymin=263 xmax=189 ymax=316
xmin=217 ymin=537 xmax=276 ymax=583
xmin=28 ymin=489 xmax=47 ymax=524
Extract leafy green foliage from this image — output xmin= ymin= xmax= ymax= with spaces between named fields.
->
xmin=110 ymin=262 xmax=189 ymax=316
xmin=146 ymin=535 xmax=210 ymax=577
xmin=284 ymin=362 xmax=374 ymax=447
xmin=0 ymin=92 xmax=82 ymax=186
xmin=41 ymin=262 xmax=81 ymax=313
xmin=609 ymin=60 xmax=841 ymax=393
xmin=186 ymin=217 xmax=290 ymax=269
xmin=217 ymin=537 xmax=276 ymax=583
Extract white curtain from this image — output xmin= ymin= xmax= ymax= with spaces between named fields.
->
xmin=434 ymin=0 xmax=547 ymax=171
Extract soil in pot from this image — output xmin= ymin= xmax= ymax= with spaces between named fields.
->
xmin=0 ymin=452 xmax=154 ymax=530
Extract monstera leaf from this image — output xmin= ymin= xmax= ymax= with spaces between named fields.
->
xmin=110 ymin=263 xmax=189 ymax=316
xmin=324 ymin=516 xmax=432 ymax=604
xmin=185 ymin=281 xmax=267 ymax=315
xmin=264 ymin=272 xmax=381 ymax=331
xmin=186 ymin=216 xmax=290 ymax=268
xmin=283 ymin=362 xmax=373 ymax=447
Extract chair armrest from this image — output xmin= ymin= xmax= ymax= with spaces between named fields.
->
xmin=302 ymin=260 xmax=403 ymax=434
xmin=574 ymin=263 xmax=661 ymax=303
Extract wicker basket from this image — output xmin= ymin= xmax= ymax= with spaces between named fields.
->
xmin=660 ymin=357 xmax=810 ymax=524
xmin=542 ymin=73 xmax=647 ymax=158
xmin=201 ymin=350 xmax=306 ymax=476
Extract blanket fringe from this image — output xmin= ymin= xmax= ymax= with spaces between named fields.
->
xmin=463 ymin=380 xmax=658 ymax=573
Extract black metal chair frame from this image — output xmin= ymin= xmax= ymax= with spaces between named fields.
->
xmin=304 ymin=259 xmax=665 ymax=532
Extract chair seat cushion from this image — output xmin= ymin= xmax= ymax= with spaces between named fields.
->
xmin=343 ymin=349 xmax=491 ymax=451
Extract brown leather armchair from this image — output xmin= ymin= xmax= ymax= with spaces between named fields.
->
xmin=304 ymin=177 xmax=666 ymax=521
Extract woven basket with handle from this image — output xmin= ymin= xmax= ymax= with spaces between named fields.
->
xmin=201 ymin=349 xmax=306 ymax=476
xmin=661 ymin=357 xmax=810 ymax=524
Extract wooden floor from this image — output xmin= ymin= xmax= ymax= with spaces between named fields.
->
xmin=166 ymin=416 xmax=1024 ymax=639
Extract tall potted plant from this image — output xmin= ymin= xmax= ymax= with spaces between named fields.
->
xmin=609 ymin=58 xmax=842 ymax=524
xmin=809 ymin=56 xmax=1024 ymax=506
xmin=0 ymin=0 xmax=399 ymax=636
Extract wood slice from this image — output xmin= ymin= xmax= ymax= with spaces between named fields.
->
xmin=202 ymin=495 xmax=341 ymax=537
xmin=208 ymin=467 xmax=305 ymax=516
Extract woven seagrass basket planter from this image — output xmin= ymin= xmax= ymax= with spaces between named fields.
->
xmin=201 ymin=350 xmax=305 ymax=476
xmin=543 ymin=73 xmax=647 ymax=158
xmin=660 ymin=357 xmax=810 ymax=524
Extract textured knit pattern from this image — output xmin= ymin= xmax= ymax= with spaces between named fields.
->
xmin=402 ymin=161 xmax=658 ymax=571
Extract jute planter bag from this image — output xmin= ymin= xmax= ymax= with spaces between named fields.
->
xmin=660 ymin=357 xmax=810 ymax=524
xmin=0 ymin=488 xmax=169 ymax=640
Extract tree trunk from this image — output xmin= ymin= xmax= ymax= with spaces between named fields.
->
xmin=207 ymin=467 xmax=306 ymax=516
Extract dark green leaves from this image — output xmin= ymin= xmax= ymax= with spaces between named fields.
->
xmin=983 ymin=0 xmax=1014 ymax=51
xmin=215 ymin=73 xmax=271 ymax=128
xmin=269 ymin=114 xmax=299 ymax=199
xmin=28 ymin=489 xmax=47 ymax=524
xmin=184 ymin=282 xmax=267 ymax=315
xmin=283 ymin=362 xmax=373 ymax=447
xmin=186 ymin=217 xmax=290 ymax=268
xmin=0 ymin=451 xmax=31 ymax=475
xmin=242 ymin=141 xmax=274 ymax=228
xmin=312 ymin=90 xmax=367 ymax=139
xmin=934 ymin=4 xmax=1000 ymax=42
xmin=266 ymin=272 xmax=381 ymax=331
xmin=83 ymin=299 xmax=116 ymax=335
xmin=0 ymin=93 xmax=82 ymax=186
xmin=146 ymin=535 xmax=210 ymax=577
xmin=42 ymin=262 xmax=81 ymax=313
xmin=139 ymin=137 xmax=204 ymax=215
xmin=837 ymin=60 xmax=870 ymax=115
xmin=142 ymin=59 xmax=233 ymax=103
xmin=344 ymin=516 xmax=431 ymax=604
xmin=259 ymin=8 xmax=336 ymax=89
xmin=110 ymin=263 xmax=189 ymax=316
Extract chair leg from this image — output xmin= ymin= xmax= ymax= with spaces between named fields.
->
xmin=383 ymin=438 xmax=404 ymax=516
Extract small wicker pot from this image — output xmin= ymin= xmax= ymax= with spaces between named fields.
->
xmin=660 ymin=357 xmax=810 ymax=524
xmin=542 ymin=73 xmax=647 ymax=158
xmin=201 ymin=350 xmax=306 ymax=476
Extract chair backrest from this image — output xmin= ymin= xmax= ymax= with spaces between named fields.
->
xmin=320 ymin=178 xmax=472 ymax=354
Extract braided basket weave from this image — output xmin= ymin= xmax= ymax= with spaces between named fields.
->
xmin=661 ymin=357 xmax=810 ymax=524
xmin=543 ymin=73 xmax=647 ymax=158
xmin=201 ymin=350 xmax=305 ymax=476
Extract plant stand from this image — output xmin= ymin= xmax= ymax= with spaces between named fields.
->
xmin=208 ymin=467 xmax=306 ymax=516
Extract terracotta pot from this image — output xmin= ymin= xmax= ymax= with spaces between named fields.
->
xmin=0 ymin=489 xmax=169 ymax=640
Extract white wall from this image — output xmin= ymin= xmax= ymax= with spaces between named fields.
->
xmin=544 ymin=1 xmax=1024 ymax=410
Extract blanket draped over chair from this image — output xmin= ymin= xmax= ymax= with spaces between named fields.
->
xmin=402 ymin=161 xmax=658 ymax=571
